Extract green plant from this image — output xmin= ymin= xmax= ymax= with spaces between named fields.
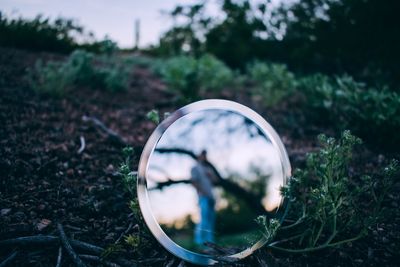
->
xmin=146 ymin=109 xmax=160 ymax=124
xmin=247 ymin=61 xmax=296 ymax=107
xmin=255 ymin=216 xmax=280 ymax=242
xmin=125 ymin=234 xmax=140 ymax=249
xmin=157 ymin=54 xmax=233 ymax=102
xmin=29 ymin=49 xmax=130 ymax=95
xmin=119 ymin=147 xmax=137 ymax=198
xmin=261 ymin=131 xmax=398 ymax=253
xmin=0 ymin=14 xmax=81 ymax=53
xmin=300 ymin=74 xmax=400 ymax=149
xmin=101 ymin=244 xmax=123 ymax=259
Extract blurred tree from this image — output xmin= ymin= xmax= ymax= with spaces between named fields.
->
xmin=0 ymin=12 xmax=120 ymax=54
xmin=205 ymin=0 xmax=266 ymax=69
xmin=273 ymin=0 xmax=400 ymax=87
xmin=156 ymin=3 xmax=211 ymax=56
xmin=157 ymin=0 xmax=400 ymax=86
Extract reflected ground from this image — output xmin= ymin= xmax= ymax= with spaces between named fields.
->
xmin=146 ymin=109 xmax=284 ymax=255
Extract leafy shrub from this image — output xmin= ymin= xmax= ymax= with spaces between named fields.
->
xmin=0 ymin=14 xmax=80 ymax=53
xmin=300 ymin=74 xmax=400 ymax=149
xmin=247 ymin=61 xmax=297 ymax=107
xmin=156 ymin=54 xmax=233 ymax=102
xmin=0 ymin=13 xmax=121 ymax=54
xmin=29 ymin=50 xmax=130 ymax=95
xmin=196 ymin=54 xmax=233 ymax=92
xmin=264 ymin=131 xmax=399 ymax=253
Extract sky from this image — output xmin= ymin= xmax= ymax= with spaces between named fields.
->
xmin=1 ymin=0 xmax=289 ymax=48
xmin=0 ymin=0 xmax=220 ymax=48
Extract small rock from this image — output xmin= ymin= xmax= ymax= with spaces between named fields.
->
xmin=106 ymin=164 xmax=115 ymax=173
xmin=1 ymin=208 xmax=11 ymax=216
xmin=36 ymin=219 xmax=52 ymax=231
xmin=104 ymin=232 xmax=116 ymax=241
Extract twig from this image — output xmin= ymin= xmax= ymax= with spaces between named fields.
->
xmin=82 ymin=115 xmax=127 ymax=146
xmin=0 ymin=236 xmax=137 ymax=267
xmin=267 ymin=233 xmax=364 ymax=254
xmin=55 ymin=247 xmax=62 ymax=267
xmin=0 ymin=251 xmax=18 ymax=267
xmin=0 ymin=235 xmax=103 ymax=255
xmin=57 ymin=223 xmax=87 ymax=267
xmin=165 ymin=258 xmax=175 ymax=267
xmin=65 ymin=225 xmax=88 ymax=233
xmin=77 ymin=136 xmax=86 ymax=154
xmin=114 ymin=223 xmax=135 ymax=244
xmin=79 ymin=254 xmax=120 ymax=267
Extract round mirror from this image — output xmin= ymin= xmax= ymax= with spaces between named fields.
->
xmin=138 ymin=100 xmax=291 ymax=265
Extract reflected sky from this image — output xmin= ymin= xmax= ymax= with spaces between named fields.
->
xmin=147 ymin=109 xmax=284 ymax=225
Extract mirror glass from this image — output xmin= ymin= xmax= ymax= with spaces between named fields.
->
xmin=138 ymin=100 xmax=291 ymax=265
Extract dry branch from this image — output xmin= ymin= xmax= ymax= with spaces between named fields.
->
xmin=77 ymin=136 xmax=86 ymax=154
xmin=0 ymin=235 xmax=102 ymax=255
xmin=57 ymin=223 xmax=87 ymax=267
xmin=114 ymin=222 xmax=135 ymax=244
xmin=0 ymin=235 xmax=138 ymax=267
xmin=82 ymin=115 xmax=127 ymax=146
xmin=0 ymin=251 xmax=18 ymax=267
xmin=55 ymin=247 xmax=62 ymax=267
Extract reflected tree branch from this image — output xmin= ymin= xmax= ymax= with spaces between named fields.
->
xmin=154 ymin=147 xmax=267 ymax=215
xmin=149 ymin=178 xmax=191 ymax=191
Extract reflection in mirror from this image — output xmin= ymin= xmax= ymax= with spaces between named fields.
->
xmin=146 ymin=109 xmax=285 ymax=256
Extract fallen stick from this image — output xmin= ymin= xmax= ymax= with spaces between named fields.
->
xmin=55 ymin=247 xmax=62 ymax=267
xmin=0 ymin=251 xmax=18 ymax=267
xmin=82 ymin=115 xmax=127 ymax=146
xmin=114 ymin=223 xmax=135 ymax=244
xmin=77 ymin=136 xmax=86 ymax=154
xmin=57 ymin=223 xmax=87 ymax=267
xmin=0 ymin=236 xmax=102 ymax=255
xmin=0 ymin=236 xmax=138 ymax=267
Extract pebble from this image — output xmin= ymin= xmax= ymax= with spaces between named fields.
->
xmin=1 ymin=208 xmax=11 ymax=216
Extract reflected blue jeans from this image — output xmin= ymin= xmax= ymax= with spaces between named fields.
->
xmin=195 ymin=196 xmax=215 ymax=245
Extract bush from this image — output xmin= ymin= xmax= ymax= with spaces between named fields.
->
xmin=300 ymin=74 xmax=400 ymax=149
xmin=0 ymin=14 xmax=82 ymax=53
xmin=156 ymin=54 xmax=233 ymax=102
xmin=247 ymin=61 xmax=297 ymax=107
xmin=265 ymin=131 xmax=399 ymax=253
xmin=29 ymin=50 xmax=130 ymax=96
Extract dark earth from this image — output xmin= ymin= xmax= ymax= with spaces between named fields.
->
xmin=0 ymin=47 xmax=399 ymax=266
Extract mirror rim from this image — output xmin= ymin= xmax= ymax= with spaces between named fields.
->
xmin=137 ymin=99 xmax=291 ymax=265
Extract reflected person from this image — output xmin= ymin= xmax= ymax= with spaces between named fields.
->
xmin=191 ymin=150 xmax=217 ymax=246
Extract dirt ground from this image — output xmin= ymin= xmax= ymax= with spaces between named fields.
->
xmin=0 ymin=47 xmax=398 ymax=266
